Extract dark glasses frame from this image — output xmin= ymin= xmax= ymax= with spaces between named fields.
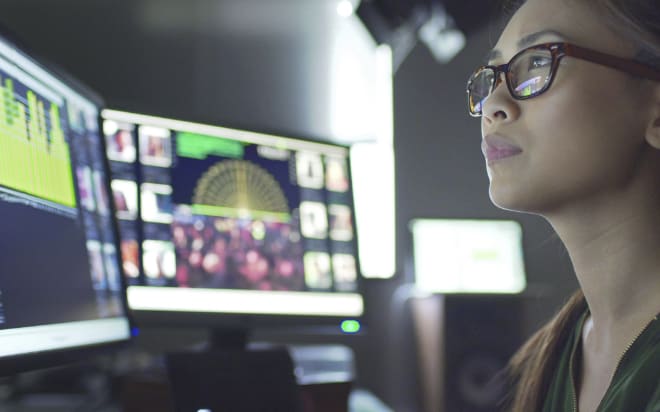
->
xmin=467 ymin=42 xmax=660 ymax=117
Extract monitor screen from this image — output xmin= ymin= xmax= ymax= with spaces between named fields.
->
xmin=410 ymin=219 xmax=526 ymax=294
xmin=0 ymin=33 xmax=131 ymax=365
xmin=102 ymin=110 xmax=364 ymax=321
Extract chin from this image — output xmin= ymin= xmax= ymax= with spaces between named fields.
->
xmin=488 ymin=186 xmax=544 ymax=215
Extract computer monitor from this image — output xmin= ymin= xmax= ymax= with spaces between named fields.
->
xmin=410 ymin=218 xmax=526 ymax=294
xmin=0 ymin=32 xmax=132 ymax=372
xmin=102 ymin=110 xmax=364 ymax=340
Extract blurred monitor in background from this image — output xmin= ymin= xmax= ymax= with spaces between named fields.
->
xmin=410 ymin=218 xmax=526 ymax=294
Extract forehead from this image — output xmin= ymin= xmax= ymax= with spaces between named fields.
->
xmin=494 ymin=0 xmax=633 ymax=59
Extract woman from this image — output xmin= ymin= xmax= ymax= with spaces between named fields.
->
xmin=465 ymin=0 xmax=660 ymax=410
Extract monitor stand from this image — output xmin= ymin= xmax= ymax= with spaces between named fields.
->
xmin=165 ymin=327 xmax=303 ymax=412
xmin=207 ymin=327 xmax=249 ymax=350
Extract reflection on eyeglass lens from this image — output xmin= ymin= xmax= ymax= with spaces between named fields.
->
xmin=514 ymin=76 xmax=544 ymax=96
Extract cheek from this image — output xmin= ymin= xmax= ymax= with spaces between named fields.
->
xmin=544 ymin=64 xmax=645 ymax=137
xmin=531 ymin=66 xmax=645 ymax=163
xmin=488 ymin=72 xmax=646 ymax=212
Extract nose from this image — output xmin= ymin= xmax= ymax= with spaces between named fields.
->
xmin=482 ymin=74 xmax=520 ymax=126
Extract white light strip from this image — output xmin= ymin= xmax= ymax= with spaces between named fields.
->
xmin=102 ymin=110 xmax=349 ymax=156
xmin=0 ymin=318 xmax=131 ymax=358
xmin=128 ymin=286 xmax=364 ymax=317
xmin=351 ymin=143 xmax=396 ymax=278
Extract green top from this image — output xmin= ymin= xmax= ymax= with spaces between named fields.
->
xmin=541 ymin=310 xmax=660 ymax=412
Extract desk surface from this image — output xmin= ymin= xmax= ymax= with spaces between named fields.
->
xmin=0 ymin=388 xmax=393 ymax=412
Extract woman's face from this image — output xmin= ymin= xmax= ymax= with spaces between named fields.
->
xmin=481 ymin=0 xmax=655 ymax=215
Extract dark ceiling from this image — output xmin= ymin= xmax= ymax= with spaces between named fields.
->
xmin=444 ymin=0 xmax=506 ymax=34
xmin=355 ymin=0 xmax=502 ymax=69
xmin=358 ymin=0 xmax=501 ymax=36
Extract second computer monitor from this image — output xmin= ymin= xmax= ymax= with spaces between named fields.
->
xmin=102 ymin=110 xmax=363 ymax=325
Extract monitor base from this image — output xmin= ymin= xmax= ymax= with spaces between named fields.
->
xmin=165 ymin=345 xmax=302 ymax=412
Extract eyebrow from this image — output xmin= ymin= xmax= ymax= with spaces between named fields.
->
xmin=484 ymin=29 xmax=568 ymax=63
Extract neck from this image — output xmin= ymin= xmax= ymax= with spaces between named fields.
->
xmin=545 ymin=184 xmax=660 ymax=332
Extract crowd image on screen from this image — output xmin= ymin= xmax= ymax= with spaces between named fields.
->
xmin=172 ymin=211 xmax=305 ymax=292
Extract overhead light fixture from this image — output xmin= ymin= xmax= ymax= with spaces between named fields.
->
xmin=417 ymin=4 xmax=465 ymax=63
xmin=337 ymin=0 xmax=359 ymax=18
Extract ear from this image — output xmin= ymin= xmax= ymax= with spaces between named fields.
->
xmin=644 ymin=83 xmax=660 ymax=149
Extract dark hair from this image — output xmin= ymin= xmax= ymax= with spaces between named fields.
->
xmin=592 ymin=0 xmax=660 ymax=67
xmin=506 ymin=290 xmax=587 ymax=411
xmin=501 ymin=0 xmax=660 ymax=66
xmin=499 ymin=1 xmax=660 ymax=411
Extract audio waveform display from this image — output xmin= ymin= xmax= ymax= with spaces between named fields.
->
xmin=0 ymin=74 xmax=76 ymax=208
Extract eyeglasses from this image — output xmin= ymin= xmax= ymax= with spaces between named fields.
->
xmin=466 ymin=42 xmax=660 ymax=117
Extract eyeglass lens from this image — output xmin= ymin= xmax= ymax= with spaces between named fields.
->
xmin=468 ymin=47 xmax=554 ymax=115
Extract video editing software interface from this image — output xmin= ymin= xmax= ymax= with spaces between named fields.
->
xmin=103 ymin=110 xmax=364 ymax=318
xmin=0 ymin=34 xmax=131 ymax=359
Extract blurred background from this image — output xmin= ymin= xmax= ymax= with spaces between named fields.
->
xmin=0 ymin=0 xmax=579 ymax=411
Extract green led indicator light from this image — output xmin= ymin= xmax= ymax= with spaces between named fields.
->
xmin=341 ymin=320 xmax=361 ymax=334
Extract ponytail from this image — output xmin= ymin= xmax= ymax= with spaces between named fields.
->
xmin=505 ymin=290 xmax=587 ymax=412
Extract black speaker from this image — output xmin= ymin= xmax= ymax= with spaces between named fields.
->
xmin=443 ymin=295 xmax=523 ymax=412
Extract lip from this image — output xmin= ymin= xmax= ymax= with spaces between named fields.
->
xmin=481 ymin=134 xmax=523 ymax=164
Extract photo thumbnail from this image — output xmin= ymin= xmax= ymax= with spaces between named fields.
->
xmin=66 ymin=102 xmax=85 ymax=134
xmin=296 ymin=151 xmax=324 ymax=189
xmin=300 ymin=201 xmax=328 ymax=239
xmin=328 ymin=204 xmax=353 ymax=241
xmin=76 ymin=166 xmax=96 ymax=212
xmin=325 ymin=156 xmax=349 ymax=192
xmin=139 ymin=126 xmax=172 ymax=167
xmin=142 ymin=240 xmax=176 ymax=280
xmin=111 ymin=179 xmax=138 ymax=220
xmin=104 ymin=120 xmax=136 ymax=163
xmin=332 ymin=253 xmax=358 ymax=290
xmin=141 ymin=183 xmax=173 ymax=224
xmin=93 ymin=170 xmax=110 ymax=216
xmin=103 ymin=243 xmax=121 ymax=292
xmin=86 ymin=240 xmax=106 ymax=291
xmin=120 ymin=239 xmax=140 ymax=278
xmin=303 ymin=252 xmax=332 ymax=290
